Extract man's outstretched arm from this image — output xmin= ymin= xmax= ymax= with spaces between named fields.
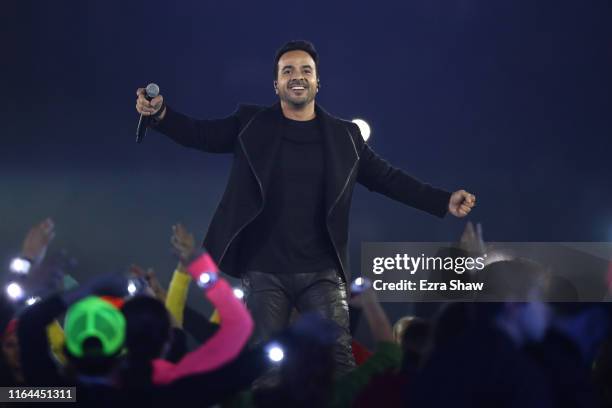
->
xmin=353 ymin=124 xmax=476 ymax=218
xmin=135 ymin=87 xmax=241 ymax=153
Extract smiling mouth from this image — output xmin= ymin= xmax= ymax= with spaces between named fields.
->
xmin=289 ymin=86 xmax=306 ymax=91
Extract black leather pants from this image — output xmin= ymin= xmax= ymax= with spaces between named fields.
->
xmin=242 ymin=268 xmax=356 ymax=375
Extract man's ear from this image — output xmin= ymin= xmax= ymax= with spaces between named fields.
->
xmin=317 ymin=78 xmax=321 ymax=92
xmin=274 ymin=80 xmax=279 ymax=94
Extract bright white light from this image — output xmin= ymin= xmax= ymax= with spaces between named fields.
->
xmin=354 ymin=277 xmax=364 ymax=286
xmin=233 ymin=288 xmax=245 ymax=299
xmin=26 ymin=296 xmax=40 ymax=306
xmin=127 ymin=282 xmax=137 ymax=295
xmin=6 ymin=283 xmax=24 ymax=300
xmin=483 ymin=251 xmax=512 ymax=266
xmin=199 ymin=273 xmax=211 ymax=285
xmin=10 ymin=258 xmax=31 ymax=275
xmin=267 ymin=345 xmax=284 ymax=363
xmin=352 ymin=119 xmax=371 ymax=141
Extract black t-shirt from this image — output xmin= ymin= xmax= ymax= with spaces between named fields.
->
xmin=238 ymin=115 xmax=338 ymax=274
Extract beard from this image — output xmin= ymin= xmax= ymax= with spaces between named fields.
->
xmin=279 ymin=86 xmax=317 ymax=107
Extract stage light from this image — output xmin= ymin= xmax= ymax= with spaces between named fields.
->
xmin=6 ymin=282 xmax=24 ymax=301
xmin=351 ymin=276 xmax=372 ymax=295
xmin=127 ymin=281 xmax=137 ymax=296
xmin=196 ymin=272 xmax=218 ymax=289
xmin=127 ymin=277 xmax=148 ymax=296
xmin=352 ymin=119 xmax=371 ymax=141
xmin=233 ymin=287 xmax=245 ymax=299
xmin=9 ymin=257 xmax=31 ymax=275
xmin=265 ymin=343 xmax=285 ymax=363
xmin=25 ymin=296 xmax=41 ymax=306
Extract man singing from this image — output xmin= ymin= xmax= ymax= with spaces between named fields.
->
xmin=135 ymin=40 xmax=476 ymax=373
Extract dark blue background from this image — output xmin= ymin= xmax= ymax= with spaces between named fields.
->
xmin=2 ymin=1 xmax=611 ymax=312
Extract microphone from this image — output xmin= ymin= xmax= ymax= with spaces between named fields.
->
xmin=135 ymin=83 xmax=160 ymax=143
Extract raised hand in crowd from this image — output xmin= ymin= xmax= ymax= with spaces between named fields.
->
xmin=21 ymin=218 xmax=55 ymax=264
xmin=129 ymin=264 xmax=166 ymax=301
xmin=170 ymin=223 xmax=197 ymax=269
xmin=459 ymin=220 xmax=486 ymax=256
xmin=349 ymin=282 xmax=393 ymax=343
xmin=14 ymin=219 xmax=76 ymax=298
xmin=29 ymin=251 xmax=77 ymax=295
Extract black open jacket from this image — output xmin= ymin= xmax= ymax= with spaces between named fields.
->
xmin=152 ymin=102 xmax=451 ymax=283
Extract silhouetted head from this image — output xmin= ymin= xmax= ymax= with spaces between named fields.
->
xmin=551 ymin=302 xmax=610 ymax=362
xmin=478 ymin=259 xmax=551 ymax=344
xmin=255 ymin=313 xmax=337 ymax=407
xmin=433 ymin=302 xmax=477 ymax=348
xmin=122 ymin=295 xmax=171 ymax=361
xmin=63 ymin=296 xmax=126 ymax=377
xmin=119 ymin=295 xmax=171 ymax=388
xmin=398 ymin=317 xmax=433 ymax=373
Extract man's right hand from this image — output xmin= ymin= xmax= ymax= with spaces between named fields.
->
xmin=136 ymin=87 xmax=165 ymax=120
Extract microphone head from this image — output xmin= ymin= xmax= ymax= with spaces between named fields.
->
xmin=145 ymin=83 xmax=160 ymax=98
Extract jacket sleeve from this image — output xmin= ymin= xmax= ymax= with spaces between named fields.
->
xmin=47 ymin=320 xmax=67 ymax=365
xmin=353 ymin=123 xmax=451 ymax=218
xmin=164 ymin=268 xmax=192 ymax=327
xmin=164 ymin=268 xmax=221 ymax=343
xmin=164 ymin=328 xmax=188 ymax=363
xmin=183 ymin=306 xmax=219 ymax=343
xmin=152 ymin=278 xmax=254 ymax=385
xmin=150 ymin=104 xmax=262 ymax=153
xmin=210 ymin=308 xmax=220 ymax=324
xmin=159 ymin=345 xmax=268 ymax=408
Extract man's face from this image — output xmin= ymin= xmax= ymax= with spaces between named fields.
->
xmin=275 ymin=50 xmax=318 ymax=107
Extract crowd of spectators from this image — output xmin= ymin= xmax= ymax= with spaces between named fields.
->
xmin=2 ymin=219 xmax=611 ymax=407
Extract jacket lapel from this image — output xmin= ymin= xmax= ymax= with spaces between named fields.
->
xmin=317 ymin=104 xmax=360 ymax=214
xmin=238 ymin=103 xmax=284 ymax=200
xmin=238 ymin=102 xmax=359 ymax=214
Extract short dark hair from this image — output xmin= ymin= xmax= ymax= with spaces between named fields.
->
xmin=65 ymin=338 xmax=120 ymax=377
xmin=273 ymin=40 xmax=319 ymax=79
xmin=123 ymin=296 xmax=170 ymax=361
